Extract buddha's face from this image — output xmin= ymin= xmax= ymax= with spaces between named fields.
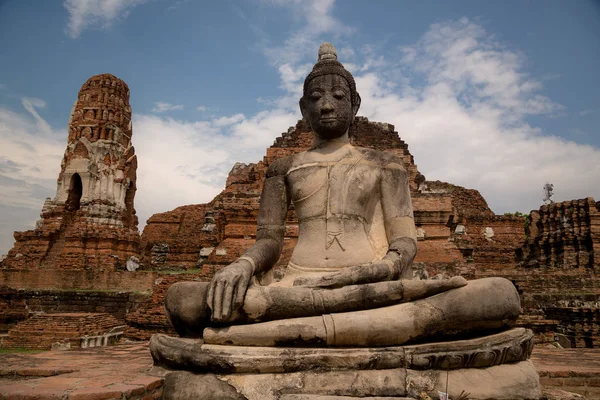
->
xmin=300 ymin=74 xmax=357 ymax=139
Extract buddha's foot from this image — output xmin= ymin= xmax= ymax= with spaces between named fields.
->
xmin=150 ymin=333 xmax=235 ymax=373
xmin=241 ymin=276 xmax=467 ymax=322
xmin=206 ymin=277 xmax=519 ymax=347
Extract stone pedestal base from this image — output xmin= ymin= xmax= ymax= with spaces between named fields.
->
xmin=160 ymin=362 xmax=540 ymax=400
xmin=151 ymin=328 xmax=542 ymax=400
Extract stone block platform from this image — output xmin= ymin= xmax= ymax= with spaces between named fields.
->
xmin=0 ymin=342 xmax=598 ymax=399
xmin=0 ymin=342 xmax=162 ymax=399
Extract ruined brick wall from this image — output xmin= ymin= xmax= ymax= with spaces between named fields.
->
xmin=0 ymin=269 xmax=154 ymax=332
xmin=3 ymin=313 xmax=123 ymax=350
xmin=0 ymin=287 xmax=144 ymax=331
xmin=410 ymin=181 xmax=522 ymax=279
xmin=454 ymin=215 xmax=526 ymax=271
xmin=520 ymin=198 xmax=600 ymax=269
xmin=0 ymin=288 xmax=28 ymax=331
xmin=468 ymin=198 xmax=600 ymax=346
xmin=140 ymin=203 xmax=221 ymax=271
xmin=481 ymin=268 xmax=600 ymax=346
xmin=3 ymin=73 xmax=140 ymax=271
xmin=509 ymin=198 xmax=600 ymax=346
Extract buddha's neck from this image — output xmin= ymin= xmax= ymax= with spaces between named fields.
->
xmin=311 ymin=131 xmax=350 ymax=152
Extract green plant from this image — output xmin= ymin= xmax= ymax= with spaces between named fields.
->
xmin=503 ymin=211 xmax=526 ymax=217
xmin=156 ymin=268 xmax=203 ymax=275
xmin=0 ymin=347 xmax=46 ymax=354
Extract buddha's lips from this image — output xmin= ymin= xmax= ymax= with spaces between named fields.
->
xmin=320 ymin=117 xmax=338 ymax=122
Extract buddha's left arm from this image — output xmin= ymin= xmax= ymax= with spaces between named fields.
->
xmin=379 ymin=161 xmax=418 ymax=280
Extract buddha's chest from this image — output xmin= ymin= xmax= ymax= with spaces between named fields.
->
xmin=286 ymin=161 xmax=381 ymax=214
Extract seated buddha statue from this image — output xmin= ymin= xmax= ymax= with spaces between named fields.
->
xmin=151 ymin=43 xmax=521 ymax=355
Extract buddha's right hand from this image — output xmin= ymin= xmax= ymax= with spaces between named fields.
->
xmin=207 ymin=259 xmax=253 ymax=322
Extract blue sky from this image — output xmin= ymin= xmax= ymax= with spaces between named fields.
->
xmin=0 ymin=0 xmax=599 ymax=256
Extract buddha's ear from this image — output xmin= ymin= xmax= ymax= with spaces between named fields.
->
xmin=352 ymin=93 xmax=361 ymax=121
xmin=299 ymin=97 xmax=310 ymax=129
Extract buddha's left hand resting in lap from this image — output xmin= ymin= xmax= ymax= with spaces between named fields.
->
xmin=151 ymin=43 xmax=520 ymax=356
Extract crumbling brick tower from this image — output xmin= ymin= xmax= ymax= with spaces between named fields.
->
xmin=3 ymin=74 xmax=140 ymax=270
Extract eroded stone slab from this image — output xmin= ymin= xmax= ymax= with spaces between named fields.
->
xmin=196 ymin=361 xmax=539 ymax=400
xmin=151 ymin=328 xmax=534 ymax=374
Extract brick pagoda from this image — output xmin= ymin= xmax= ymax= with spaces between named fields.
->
xmin=2 ymin=74 xmax=140 ymax=271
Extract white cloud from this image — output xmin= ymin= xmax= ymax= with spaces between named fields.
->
xmin=579 ymin=109 xmax=595 ymax=117
xmin=152 ymin=101 xmax=184 ymax=113
xmin=212 ymin=113 xmax=245 ymax=127
xmin=262 ymin=0 xmax=352 ymax=66
xmin=338 ymin=47 xmax=355 ymax=60
xmin=21 ymin=97 xmax=53 ymax=134
xmin=167 ymin=0 xmax=190 ymax=12
xmin=63 ymin=0 xmax=149 ymax=38
xmin=196 ymin=105 xmax=208 ymax=112
xmin=0 ymin=103 xmax=65 ymax=255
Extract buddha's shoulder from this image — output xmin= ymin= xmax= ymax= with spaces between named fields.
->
xmin=265 ymin=155 xmax=295 ymax=178
xmin=353 ymin=147 xmax=406 ymax=170
xmin=266 ymin=147 xmax=406 ymax=177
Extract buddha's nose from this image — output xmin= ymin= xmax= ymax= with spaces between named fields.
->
xmin=321 ymin=101 xmax=334 ymax=113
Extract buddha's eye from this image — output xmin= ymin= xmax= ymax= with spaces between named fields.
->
xmin=310 ymin=91 xmax=323 ymax=100
xmin=333 ymin=90 xmax=346 ymax=99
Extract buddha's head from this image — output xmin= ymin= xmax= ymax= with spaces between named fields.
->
xmin=300 ymin=43 xmax=361 ymax=139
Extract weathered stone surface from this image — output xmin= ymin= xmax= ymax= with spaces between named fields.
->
xmin=151 ymin=328 xmax=533 ymax=374
xmin=211 ymin=361 xmax=540 ymax=400
xmin=155 ymin=361 xmax=540 ymax=400
xmin=126 ymin=256 xmax=140 ymax=271
xmin=163 ymin=372 xmax=247 ymax=400
xmin=0 ymin=340 xmax=595 ymax=400
xmin=0 ymin=339 xmax=592 ymax=400
xmin=279 ymin=397 xmax=414 ymax=400
xmin=2 ymin=73 xmax=140 ymax=271
xmin=201 ymin=277 xmax=520 ymax=347
xmin=542 ymin=389 xmax=586 ymax=400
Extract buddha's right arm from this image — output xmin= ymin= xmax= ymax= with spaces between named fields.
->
xmin=238 ymin=172 xmax=290 ymax=276
xmin=207 ymin=158 xmax=290 ymax=322
xmin=238 ymin=158 xmax=291 ymax=276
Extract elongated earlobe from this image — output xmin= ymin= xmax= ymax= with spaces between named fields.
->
xmin=299 ymin=97 xmax=311 ymax=129
xmin=353 ymin=93 xmax=361 ymax=117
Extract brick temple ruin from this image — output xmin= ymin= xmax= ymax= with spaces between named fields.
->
xmin=1 ymin=74 xmax=599 ymax=350
xmin=3 ymin=73 xmax=140 ymax=271
xmin=1 ymin=74 xmax=141 ymax=349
